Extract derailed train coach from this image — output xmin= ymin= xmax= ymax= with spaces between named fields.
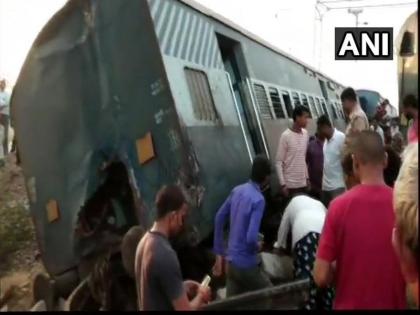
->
xmin=11 ymin=0 xmax=347 ymax=303
xmin=396 ymin=10 xmax=418 ymax=137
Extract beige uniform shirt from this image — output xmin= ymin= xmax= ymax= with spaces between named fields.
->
xmin=343 ymin=106 xmax=369 ymax=154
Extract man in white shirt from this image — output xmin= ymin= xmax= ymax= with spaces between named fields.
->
xmin=273 ymin=194 xmax=333 ymax=310
xmin=317 ymin=115 xmax=346 ymax=208
xmin=0 ymin=79 xmax=10 ymax=156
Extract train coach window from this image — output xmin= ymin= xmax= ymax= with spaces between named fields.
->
xmin=291 ymin=92 xmax=300 ymax=107
xmin=253 ymin=84 xmax=273 ymax=120
xmin=308 ymin=96 xmax=318 ymax=118
xmin=281 ymin=91 xmax=293 ymax=118
xmin=185 ymin=68 xmax=220 ymax=122
xmin=315 ymin=98 xmax=323 ymax=115
xmin=320 ymin=99 xmax=329 ymax=117
xmin=268 ymin=87 xmax=286 ymax=119
xmin=300 ymin=94 xmax=312 ymax=118
xmin=330 ymin=102 xmax=338 ymax=119
xmin=339 ymin=103 xmax=345 ymax=119
xmin=336 ymin=103 xmax=342 ymax=119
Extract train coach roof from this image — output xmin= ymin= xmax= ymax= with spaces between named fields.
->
xmin=179 ymin=0 xmax=344 ymax=88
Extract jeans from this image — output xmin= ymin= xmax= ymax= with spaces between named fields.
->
xmin=226 ymin=261 xmax=273 ymax=308
xmin=321 ymin=188 xmax=345 ymax=208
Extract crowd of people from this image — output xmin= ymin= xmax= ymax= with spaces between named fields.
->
xmin=130 ymin=86 xmax=418 ymax=311
xmin=4 ymin=73 xmax=416 ymax=310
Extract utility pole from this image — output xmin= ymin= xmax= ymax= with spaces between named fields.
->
xmin=314 ymin=0 xmax=327 ymax=71
xmin=348 ymin=7 xmax=363 ymax=27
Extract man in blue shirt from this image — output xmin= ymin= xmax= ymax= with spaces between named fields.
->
xmin=212 ymin=156 xmax=272 ymax=297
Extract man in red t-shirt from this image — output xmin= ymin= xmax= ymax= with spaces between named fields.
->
xmin=313 ymin=131 xmax=406 ymax=310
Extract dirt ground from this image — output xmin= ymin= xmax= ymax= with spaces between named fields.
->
xmin=0 ymin=153 xmax=44 ymax=311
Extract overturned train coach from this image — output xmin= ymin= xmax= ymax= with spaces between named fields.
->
xmin=11 ymin=0 xmax=347 ymax=305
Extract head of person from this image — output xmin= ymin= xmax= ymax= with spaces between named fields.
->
xmin=381 ymin=99 xmax=390 ymax=108
xmin=392 ymin=144 xmax=418 ymax=307
xmin=0 ymin=79 xmax=5 ymax=91
xmin=341 ymin=87 xmax=358 ymax=116
xmin=251 ymin=155 xmax=272 ymax=188
xmin=121 ymin=226 xmax=145 ymax=278
xmin=317 ymin=115 xmax=334 ymax=140
xmin=292 ymin=105 xmax=310 ymax=129
xmin=155 ymin=185 xmax=189 ymax=237
xmin=342 ymin=131 xmax=387 ymax=188
xmin=402 ymin=94 xmax=418 ymax=120
xmin=383 ymin=146 xmax=402 ymax=188
xmin=351 ymin=130 xmax=388 ymax=181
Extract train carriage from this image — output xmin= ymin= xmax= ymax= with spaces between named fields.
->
xmin=11 ymin=0 xmax=347 ymax=305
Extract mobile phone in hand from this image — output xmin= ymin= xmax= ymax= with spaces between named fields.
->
xmin=201 ymin=275 xmax=211 ymax=288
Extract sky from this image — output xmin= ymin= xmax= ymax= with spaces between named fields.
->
xmin=0 ymin=0 xmax=417 ymax=108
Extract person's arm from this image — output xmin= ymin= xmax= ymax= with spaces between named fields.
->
xmin=276 ymin=204 xmax=291 ymax=249
xmin=213 ymin=193 xmax=233 ymax=256
xmin=246 ymin=199 xmax=265 ymax=251
xmin=313 ymin=202 xmax=340 ymax=288
xmin=172 ymin=286 xmax=210 ymax=311
xmin=306 ymin=142 xmax=311 ymax=168
xmin=313 ymin=259 xmax=335 ymax=288
xmin=156 ymin=253 xmax=210 ymax=311
xmin=352 ymin=116 xmax=369 ymax=133
xmin=305 ymin=137 xmax=310 ymax=187
xmin=276 ymin=133 xmax=288 ymax=187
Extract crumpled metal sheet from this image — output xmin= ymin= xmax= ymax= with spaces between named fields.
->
xmin=11 ymin=0 xmax=194 ymax=276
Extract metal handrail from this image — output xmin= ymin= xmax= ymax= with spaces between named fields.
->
xmin=245 ymin=78 xmax=270 ymax=159
xmin=203 ymin=278 xmax=310 ymax=310
xmin=225 ymin=72 xmax=253 ymax=164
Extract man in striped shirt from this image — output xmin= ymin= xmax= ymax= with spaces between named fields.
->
xmin=275 ymin=105 xmax=310 ymax=198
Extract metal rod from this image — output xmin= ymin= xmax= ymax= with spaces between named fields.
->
xmin=225 ymin=72 xmax=253 ymax=164
xmin=204 ymin=279 xmax=310 ymax=310
xmin=246 ymin=78 xmax=271 ymax=159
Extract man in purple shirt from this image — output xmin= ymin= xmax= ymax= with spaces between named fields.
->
xmin=306 ymin=133 xmax=324 ymax=200
xmin=212 ymin=156 xmax=272 ymax=298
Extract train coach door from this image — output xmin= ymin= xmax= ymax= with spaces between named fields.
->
xmin=216 ymin=33 xmax=264 ymax=159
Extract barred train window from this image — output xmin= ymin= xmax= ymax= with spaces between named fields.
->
xmin=253 ymin=84 xmax=273 ymax=120
xmin=268 ymin=87 xmax=286 ymax=119
xmin=185 ymin=68 xmax=219 ymax=122
xmin=308 ymin=96 xmax=318 ymax=118
xmin=291 ymin=92 xmax=300 ymax=107
xmin=281 ymin=91 xmax=293 ymax=118
xmin=330 ymin=101 xmax=338 ymax=119
xmin=300 ymin=94 xmax=312 ymax=118
xmin=320 ymin=99 xmax=328 ymax=116
xmin=315 ymin=98 xmax=323 ymax=115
